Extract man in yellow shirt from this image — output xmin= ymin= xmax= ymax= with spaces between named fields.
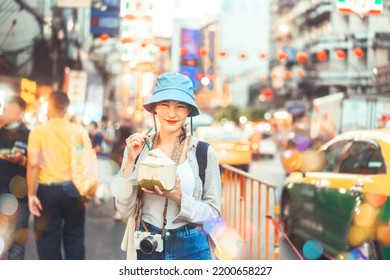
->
xmin=27 ymin=91 xmax=88 ymax=260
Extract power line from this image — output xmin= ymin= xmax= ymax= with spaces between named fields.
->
xmin=0 ymin=0 xmax=14 ymax=13
xmin=0 ymin=19 xmax=17 ymax=50
xmin=0 ymin=0 xmax=17 ymax=26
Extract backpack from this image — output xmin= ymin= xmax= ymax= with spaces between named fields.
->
xmin=195 ymin=140 xmax=209 ymax=187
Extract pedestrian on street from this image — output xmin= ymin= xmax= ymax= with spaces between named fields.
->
xmin=114 ymin=72 xmax=221 ymax=260
xmin=98 ymin=115 xmax=116 ymax=159
xmin=0 ymin=95 xmax=30 ymax=260
xmin=88 ymin=121 xmax=104 ymax=155
xmin=26 ymin=91 xmax=89 ymax=260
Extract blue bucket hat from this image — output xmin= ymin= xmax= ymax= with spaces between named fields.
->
xmin=143 ymin=72 xmax=200 ymax=117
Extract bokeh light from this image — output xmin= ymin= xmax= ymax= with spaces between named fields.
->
xmin=336 ymin=251 xmax=349 ymax=260
xmin=302 ymin=239 xmax=323 ymax=259
xmin=354 ymin=203 xmax=377 ymax=227
xmin=293 ymin=134 xmax=312 ymax=152
xmin=281 ymin=149 xmax=303 ymax=172
xmin=9 ymin=176 xmax=28 ymax=199
xmin=348 ymin=225 xmax=370 ymax=247
xmin=0 ymin=214 xmax=9 ymax=235
xmin=376 ymin=222 xmax=390 ymax=246
xmin=299 ymin=149 xmax=326 ymax=172
xmin=364 ymin=192 xmax=387 ymax=207
xmin=215 ymin=239 xmax=239 ymax=260
xmin=0 ymin=193 xmax=18 ymax=216
xmin=96 ymin=160 xmax=121 ymax=201
xmin=97 ymin=159 xmax=120 ymax=177
xmin=110 ymin=177 xmax=133 ymax=199
xmin=203 ymin=216 xmax=226 ymax=237
xmin=34 ymin=211 xmax=51 ymax=238
xmin=242 ymin=220 xmax=257 ymax=241
xmin=0 ymin=236 xmax=5 ymax=256
xmin=214 ymin=227 xmax=242 ymax=260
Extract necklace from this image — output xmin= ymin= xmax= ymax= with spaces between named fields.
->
xmin=152 ymin=132 xmax=185 ymax=164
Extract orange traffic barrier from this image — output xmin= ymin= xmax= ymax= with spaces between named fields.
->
xmin=220 ymin=164 xmax=280 ymax=260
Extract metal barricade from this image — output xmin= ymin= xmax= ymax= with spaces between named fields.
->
xmin=220 ymin=164 xmax=281 ymax=260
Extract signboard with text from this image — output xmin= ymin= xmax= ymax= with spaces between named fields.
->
xmin=57 ymin=0 xmax=90 ymax=8
xmin=90 ymin=8 xmax=120 ymax=36
xmin=336 ymin=0 xmax=383 ymax=15
xmin=67 ymin=70 xmax=87 ymax=108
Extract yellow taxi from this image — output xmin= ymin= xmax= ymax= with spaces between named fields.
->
xmin=195 ymin=124 xmax=251 ymax=171
xmin=281 ymin=129 xmax=390 ymax=259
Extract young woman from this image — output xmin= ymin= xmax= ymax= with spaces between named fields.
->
xmin=114 ymin=72 xmax=221 ymax=260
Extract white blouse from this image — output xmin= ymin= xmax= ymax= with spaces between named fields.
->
xmin=141 ymin=159 xmax=195 ymax=229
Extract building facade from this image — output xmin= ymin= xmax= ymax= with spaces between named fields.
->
xmin=269 ymin=0 xmax=390 ymax=105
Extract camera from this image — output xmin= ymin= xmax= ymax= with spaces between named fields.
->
xmin=134 ymin=231 xmax=163 ymax=254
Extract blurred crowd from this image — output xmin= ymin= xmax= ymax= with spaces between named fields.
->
xmin=0 ymin=91 xmax=135 ymax=260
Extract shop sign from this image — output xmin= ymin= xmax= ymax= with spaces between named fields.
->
xmin=67 ymin=70 xmax=87 ymax=106
xmin=90 ymin=8 xmax=120 ymax=36
xmin=336 ymin=0 xmax=383 ymax=15
xmin=57 ymin=0 xmax=90 ymax=8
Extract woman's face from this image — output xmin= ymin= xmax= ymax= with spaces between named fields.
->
xmin=154 ymin=100 xmax=190 ymax=133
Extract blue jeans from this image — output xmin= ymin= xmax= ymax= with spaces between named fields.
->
xmin=137 ymin=222 xmax=211 ymax=260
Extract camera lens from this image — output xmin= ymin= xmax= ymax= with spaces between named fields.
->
xmin=140 ymin=236 xmax=158 ymax=254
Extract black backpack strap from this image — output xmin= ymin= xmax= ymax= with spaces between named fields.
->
xmin=196 ymin=140 xmax=209 ymax=187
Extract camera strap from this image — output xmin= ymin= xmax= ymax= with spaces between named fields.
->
xmin=136 ymin=189 xmax=168 ymax=237
xmin=135 ymin=132 xmax=186 ymax=237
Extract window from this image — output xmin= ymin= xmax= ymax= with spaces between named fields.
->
xmin=338 ymin=141 xmax=385 ymax=175
xmin=322 ymin=140 xmax=352 ymax=172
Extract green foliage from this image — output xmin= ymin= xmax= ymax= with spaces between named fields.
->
xmin=242 ymin=106 xmax=266 ymax=122
xmin=216 ymin=105 xmax=240 ymax=123
xmin=216 ymin=105 xmax=265 ymax=123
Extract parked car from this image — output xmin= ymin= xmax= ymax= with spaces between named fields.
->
xmin=195 ymin=125 xmax=251 ymax=171
xmin=281 ymin=129 xmax=390 ymax=259
xmin=185 ymin=112 xmax=214 ymax=130
xmin=248 ymin=133 xmax=277 ymax=159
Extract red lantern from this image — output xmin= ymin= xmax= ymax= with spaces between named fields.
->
xmin=335 ymin=49 xmax=346 ymax=60
xmin=316 ymin=50 xmax=328 ymax=61
xmin=239 ymin=52 xmax=247 ymax=60
xmin=199 ymin=47 xmax=208 ymax=57
xmin=121 ymin=37 xmax=134 ymax=44
xmin=218 ymin=50 xmax=228 ymax=58
xmin=258 ymin=52 xmax=267 ymax=60
xmin=123 ymin=14 xmax=135 ymax=20
xmin=353 ymin=47 xmax=365 ymax=58
xmin=284 ymin=70 xmax=292 ymax=80
xmin=159 ymin=45 xmax=169 ymax=52
xmin=179 ymin=47 xmax=187 ymax=56
xmin=195 ymin=72 xmax=203 ymax=80
xmin=181 ymin=35 xmax=189 ymax=43
xmin=262 ymin=88 xmax=274 ymax=99
xmin=296 ymin=52 xmax=308 ymax=63
xmin=99 ymin=33 xmax=110 ymax=42
xmin=277 ymin=51 xmax=288 ymax=61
